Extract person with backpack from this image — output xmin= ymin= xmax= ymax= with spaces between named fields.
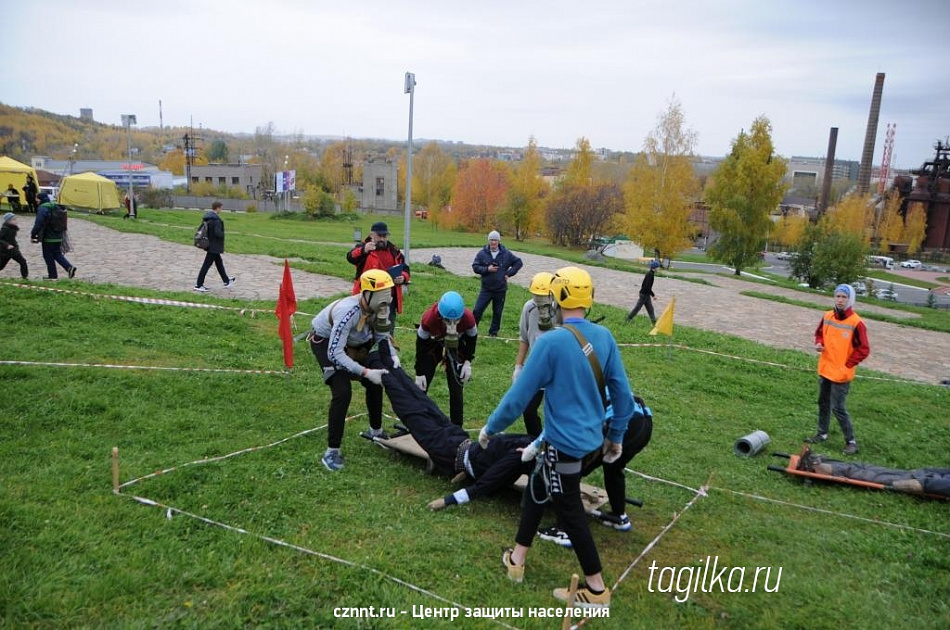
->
xmin=30 ymin=192 xmax=76 ymax=280
xmin=193 ymin=201 xmax=235 ymax=292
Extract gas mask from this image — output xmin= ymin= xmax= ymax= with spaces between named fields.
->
xmin=365 ymin=290 xmax=393 ymax=333
xmin=533 ymin=295 xmax=556 ymax=331
xmin=442 ymin=318 xmax=460 ymax=349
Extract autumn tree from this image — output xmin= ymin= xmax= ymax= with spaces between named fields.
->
xmin=319 ymin=142 xmax=348 ymax=195
xmin=546 ymin=183 xmax=624 ymax=247
xmin=412 ymin=142 xmax=457 ymax=228
xmin=792 ymin=218 xmax=866 ymax=288
xmin=706 ymin=116 xmax=788 ymax=275
xmin=621 ymin=97 xmax=700 ymax=261
xmin=904 ymin=202 xmax=928 ymax=254
xmin=561 ymin=137 xmax=594 ymax=188
xmin=499 ymin=137 xmax=545 ymax=241
xmin=874 ymin=192 xmax=904 ymax=252
xmin=207 ymin=138 xmax=229 ymax=162
xmin=825 ymin=193 xmax=873 ymax=245
xmin=451 ymin=159 xmax=510 ymax=232
xmin=770 ymin=214 xmax=808 ymax=249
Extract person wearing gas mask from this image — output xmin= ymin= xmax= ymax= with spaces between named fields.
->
xmin=414 ymin=290 xmax=478 ymax=427
xmin=513 ymin=272 xmax=556 ymax=437
xmin=309 ymin=269 xmax=401 ymax=472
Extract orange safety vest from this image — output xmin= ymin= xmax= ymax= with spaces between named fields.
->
xmin=817 ymin=310 xmax=862 ymax=383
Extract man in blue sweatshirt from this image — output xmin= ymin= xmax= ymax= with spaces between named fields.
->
xmin=479 ymin=266 xmax=634 ymax=609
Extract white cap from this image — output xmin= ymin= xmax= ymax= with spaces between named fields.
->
xmin=488 ymin=230 xmax=501 ymax=241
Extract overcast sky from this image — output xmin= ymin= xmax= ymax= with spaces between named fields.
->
xmin=5 ymin=0 xmax=948 ymax=169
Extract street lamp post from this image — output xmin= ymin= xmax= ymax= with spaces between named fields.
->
xmin=404 ymin=72 xmax=416 ymax=264
xmin=121 ymin=115 xmax=137 ymax=218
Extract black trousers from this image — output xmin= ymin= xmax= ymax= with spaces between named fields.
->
xmin=0 ymin=251 xmax=28 ymax=278
xmin=582 ymin=414 xmax=654 ymax=515
xmin=196 ymin=252 xmax=229 ymax=286
xmin=368 ymin=347 xmax=466 ymax=475
xmin=516 ymin=446 xmax=602 ymax=577
xmin=310 ymin=336 xmax=382 ymax=449
xmin=522 ymin=390 xmax=544 ymax=437
xmin=415 ymin=343 xmax=465 ymax=427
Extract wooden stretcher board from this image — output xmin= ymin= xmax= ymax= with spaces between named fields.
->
xmin=373 ymin=432 xmax=610 ymax=513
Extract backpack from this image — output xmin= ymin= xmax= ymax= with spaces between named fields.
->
xmin=48 ymin=204 xmax=68 ymax=232
xmin=194 ymin=220 xmax=210 ymax=250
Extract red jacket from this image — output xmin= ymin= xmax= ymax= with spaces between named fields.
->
xmin=346 ymin=240 xmax=410 ymax=313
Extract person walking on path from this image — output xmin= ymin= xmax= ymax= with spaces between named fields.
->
xmin=346 ymin=221 xmax=409 ymax=331
xmin=0 ymin=212 xmax=29 ymax=278
xmin=30 ymin=193 xmax=75 ymax=280
xmin=480 ymin=266 xmax=635 ymax=609
xmin=194 ymin=201 xmax=235 ymax=292
xmin=626 ymin=260 xmax=659 ymax=324
xmin=471 ymin=230 xmax=523 ymax=337
xmin=805 ymin=284 xmax=870 ymax=455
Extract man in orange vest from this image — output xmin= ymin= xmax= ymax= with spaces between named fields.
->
xmin=805 ymin=284 xmax=870 ymax=455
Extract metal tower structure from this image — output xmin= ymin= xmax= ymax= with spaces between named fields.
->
xmin=877 ymin=123 xmax=896 ymax=195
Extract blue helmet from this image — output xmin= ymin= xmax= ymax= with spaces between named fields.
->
xmin=437 ymin=291 xmax=465 ymax=319
xmin=649 ymin=260 xmax=660 ymax=269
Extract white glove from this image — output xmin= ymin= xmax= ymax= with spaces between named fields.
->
xmin=602 ymin=439 xmax=623 ymax=464
xmin=415 ymin=374 xmax=428 ymax=391
xmin=391 ymin=354 xmax=401 ymax=370
xmin=459 ymin=361 xmax=473 ymax=384
xmin=520 ymin=439 xmax=540 ymax=462
xmin=512 ymin=364 xmax=523 ymax=383
xmin=478 ymin=426 xmax=492 ymax=449
xmin=363 ymin=368 xmax=388 ymax=386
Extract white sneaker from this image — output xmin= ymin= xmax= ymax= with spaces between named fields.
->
xmin=193 ymin=285 xmax=209 ymax=292
xmin=224 ymin=277 xmax=236 ymax=288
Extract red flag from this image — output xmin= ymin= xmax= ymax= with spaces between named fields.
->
xmin=275 ymin=259 xmax=297 ymax=368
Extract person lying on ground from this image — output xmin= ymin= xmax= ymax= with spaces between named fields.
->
xmin=367 ymin=340 xmax=534 ymax=509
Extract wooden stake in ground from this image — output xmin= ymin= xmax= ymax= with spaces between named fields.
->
xmin=561 ymin=573 xmax=579 ymax=630
xmin=112 ymin=447 xmax=119 ymax=494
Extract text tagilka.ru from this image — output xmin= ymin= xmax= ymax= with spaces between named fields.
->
xmin=648 ymin=556 xmax=783 ymax=603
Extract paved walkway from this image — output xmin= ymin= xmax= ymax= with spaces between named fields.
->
xmin=10 ymin=218 xmax=949 ymax=384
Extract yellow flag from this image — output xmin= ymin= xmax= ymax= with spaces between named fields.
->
xmin=649 ymin=296 xmax=675 ymax=336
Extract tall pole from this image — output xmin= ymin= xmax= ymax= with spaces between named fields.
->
xmin=817 ymin=127 xmax=838 ymax=219
xmin=404 ymin=72 xmax=416 ymax=264
xmin=121 ymin=115 xmax=136 ymax=218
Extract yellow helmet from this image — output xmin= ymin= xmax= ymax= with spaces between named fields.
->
xmin=359 ymin=269 xmax=395 ymax=293
xmin=529 ymin=272 xmax=555 ymax=296
xmin=550 ymin=266 xmax=594 ymax=309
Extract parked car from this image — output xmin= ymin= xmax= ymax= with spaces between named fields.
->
xmin=900 ymin=259 xmax=922 ymax=269
xmin=874 ymin=288 xmax=899 ymax=301
xmin=851 ymin=281 xmax=867 ymax=296
xmin=775 ymin=251 xmax=793 ymax=260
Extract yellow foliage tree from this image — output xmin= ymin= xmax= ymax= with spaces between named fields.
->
xmin=562 ymin=137 xmax=594 ymax=188
xmin=903 ymin=202 xmax=928 ymax=254
xmin=621 ymin=97 xmax=699 ymax=260
xmin=412 ymin=142 xmax=457 ymax=227
xmin=826 ymin=193 xmax=873 ymax=245
xmin=501 ymin=137 xmax=546 ymax=240
xmin=320 ymin=142 xmax=347 ymax=194
xmin=771 ymin=215 xmax=808 ymax=249
xmin=159 ymin=150 xmax=186 ymax=176
xmin=874 ymin=192 xmax=904 ymax=252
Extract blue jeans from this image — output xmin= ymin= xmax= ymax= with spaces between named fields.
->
xmin=472 ymin=289 xmax=507 ymax=336
xmin=41 ymin=241 xmax=72 ymax=279
xmin=817 ymin=376 xmax=855 ymax=442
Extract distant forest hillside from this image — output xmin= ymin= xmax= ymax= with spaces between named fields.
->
xmin=0 ymin=103 xmax=547 ymax=177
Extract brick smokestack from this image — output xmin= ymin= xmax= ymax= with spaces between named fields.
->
xmin=817 ymin=127 xmax=838 ymax=218
xmin=857 ymin=73 xmax=885 ymax=195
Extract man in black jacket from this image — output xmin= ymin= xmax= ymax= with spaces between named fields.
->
xmin=471 ymin=230 xmax=523 ymax=337
xmin=626 ymin=260 xmax=659 ymax=324
xmin=194 ymin=201 xmax=235 ymax=292
xmin=30 ymin=193 xmax=75 ymax=280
